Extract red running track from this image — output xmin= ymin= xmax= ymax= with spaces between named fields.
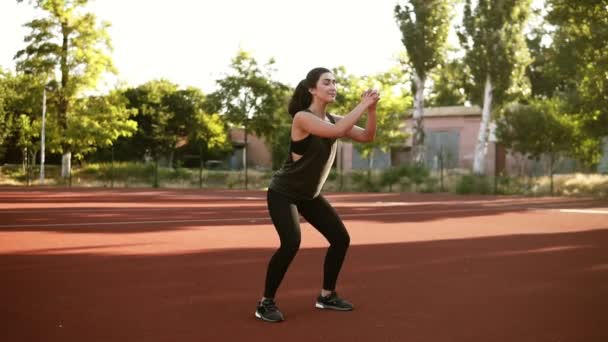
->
xmin=1 ymin=187 xmax=607 ymax=342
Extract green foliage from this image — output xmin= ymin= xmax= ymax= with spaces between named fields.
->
xmin=545 ymin=0 xmax=608 ymax=138
xmin=379 ymin=164 xmax=432 ymax=192
xmin=394 ymin=0 xmax=452 ymax=81
xmin=395 ymin=0 xmax=451 ymax=160
xmin=0 ymin=69 xmax=47 ymax=162
xmin=15 ymin=0 xmax=116 ymax=176
xmin=270 ymin=121 xmax=291 ymax=170
xmin=191 ymin=111 xmax=231 ymax=159
xmin=457 ymin=0 xmax=532 ymax=106
xmin=16 ymin=114 xmax=40 ymax=154
xmin=122 ymin=79 xmax=180 ymax=160
xmin=350 ymin=170 xmax=381 ymax=192
xmin=524 ymin=23 xmax=563 ymax=99
xmin=455 ymin=174 xmax=492 ymax=194
xmin=67 ymin=90 xmax=137 ymax=160
xmin=496 ymin=99 xmax=579 ymax=166
xmin=426 ymin=59 xmax=468 ymax=106
xmin=332 ymin=65 xmax=411 ymax=160
xmin=206 ymin=50 xmax=288 ymax=140
xmin=0 ymin=69 xmax=17 ymax=159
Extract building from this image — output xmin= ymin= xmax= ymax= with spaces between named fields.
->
xmin=339 ymin=105 xmax=504 ymax=174
xmin=228 ymin=128 xmax=272 ymax=169
xmin=229 ymin=106 xmax=608 ymax=175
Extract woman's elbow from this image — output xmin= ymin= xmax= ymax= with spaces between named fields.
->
xmin=336 ymin=126 xmax=350 ymax=138
xmin=356 ymin=133 xmax=374 ymax=143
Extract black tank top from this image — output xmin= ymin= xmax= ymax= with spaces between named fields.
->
xmin=269 ymin=112 xmax=337 ymax=200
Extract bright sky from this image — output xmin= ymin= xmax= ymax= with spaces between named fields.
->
xmin=1 ymin=0 xmax=413 ymax=92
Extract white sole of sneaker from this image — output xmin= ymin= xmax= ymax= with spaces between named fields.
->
xmin=315 ymin=302 xmax=353 ymax=311
xmin=254 ymin=311 xmax=283 ymax=323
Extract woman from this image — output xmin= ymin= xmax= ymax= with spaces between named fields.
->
xmin=256 ymin=67 xmax=379 ymax=323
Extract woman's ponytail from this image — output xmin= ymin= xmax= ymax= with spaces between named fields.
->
xmin=288 ymin=79 xmax=312 ymax=116
xmin=287 ymin=67 xmax=331 ymax=117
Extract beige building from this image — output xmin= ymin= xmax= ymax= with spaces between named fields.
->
xmin=229 ymin=128 xmax=272 ymax=169
xmin=337 ymin=105 xmax=505 ymax=174
xmin=231 ymin=106 xmax=604 ymax=175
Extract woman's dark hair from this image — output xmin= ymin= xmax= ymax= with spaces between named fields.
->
xmin=287 ymin=67 xmax=331 ymax=117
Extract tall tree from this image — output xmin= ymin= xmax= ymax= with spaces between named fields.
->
xmin=122 ymin=80 xmax=178 ymax=186
xmin=0 ymin=69 xmax=47 ymax=164
xmin=332 ymin=65 xmax=411 ymax=179
xmin=426 ymin=59 xmax=469 ymax=107
xmin=15 ymin=114 xmax=40 ymax=184
xmin=206 ymin=50 xmax=287 ymax=189
xmin=0 ymin=69 xmax=18 ymax=160
xmin=66 ymin=90 xmax=137 ymax=161
xmin=394 ymin=0 xmax=451 ymax=163
xmin=546 ymin=0 xmax=608 ymax=141
xmin=15 ymin=0 xmax=115 ymax=178
xmin=458 ymin=0 xmax=532 ymax=174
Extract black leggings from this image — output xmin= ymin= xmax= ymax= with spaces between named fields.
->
xmin=263 ymin=189 xmax=350 ymax=299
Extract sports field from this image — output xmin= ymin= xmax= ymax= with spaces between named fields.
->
xmin=1 ymin=188 xmax=607 ymax=341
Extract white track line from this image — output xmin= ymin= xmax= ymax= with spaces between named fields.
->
xmin=557 ymin=209 xmax=608 ymax=215
xmin=0 ymin=205 xmax=604 ymax=229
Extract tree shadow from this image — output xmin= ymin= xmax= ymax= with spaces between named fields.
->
xmin=1 ymin=229 xmax=607 ymax=342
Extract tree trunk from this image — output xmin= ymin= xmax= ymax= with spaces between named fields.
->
xmin=367 ymin=149 xmax=375 ymax=184
xmin=412 ymin=72 xmax=426 ymax=164
xmin=549 ymin=153 xmax=555 ymax=196
xmin=153 ymin=158 xmax=159 ymax=188
xmin=473 ymin=75 xmax=493 ymax=174
xmin=61 ymin=152 xmax=71 ymax=179
xmin=244 ymin=121 xmax=248 ymax=190
xmin=22 ymin=147 xmax=28 ymax=173
xmin=59 ymin=22 xmax=71 ymax=179
xmin=168 ymin=150 xmax=174 ymax=169
xmin=199 ymin=142 xmax=205 ymax=189
xmin=40 ymin=85 xmax=46 ymax=184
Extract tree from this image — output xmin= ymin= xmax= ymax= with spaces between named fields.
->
xmin=122 ymin=80 xmax=180 ymax=186
xmin=167 ymin=86 xmax=230 ymax=176
xmin=332 ymin=66 xmax=411 ymax=182
xmin=0 ymin=69 xmax=18 ymax=160
xmin=66 ymin=90 xmax=137 ymax=162
xmin=191 ymin=109 xmax=230 ymax=187
xmin=15 ymin=0 xmax=115 ymax=179
xmin=458 ymin=0 xmax=532 ymax=174
xmin=520 ymin=0 xmax=607 ymax=169
xmin=0 ymin=69 xmax=47 ymax=165
xmin=496 ymin=99 xmax=577 ymax=194
xmin=546 ymin=0 xmax=608 ymax=142
xmin=265 ymin=85 xmax=292 ymax=170
xmin=394 ymin=0 xmax=451 ymax=163
xmin=15 ymin=114 xmax=40 ymax=184
xmin=206 ymin=50 xmax=288 ymax=189
xmin=426 ymin=59 xmax=469 ymax=107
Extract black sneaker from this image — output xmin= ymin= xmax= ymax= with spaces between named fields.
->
xmin=255 ymin=298 xmax=284 ymax=322
xmin=315 ymin=292 xmax=354 ymax=311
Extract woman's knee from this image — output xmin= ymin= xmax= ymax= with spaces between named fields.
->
xmin=280 ymin=236 xmax=301 ymax=255
xmin=332 ymin=230 xmax=350 ymax=250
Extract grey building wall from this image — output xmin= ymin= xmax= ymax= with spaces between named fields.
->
xmin=351 ymin=147 xmax=391 ymax=170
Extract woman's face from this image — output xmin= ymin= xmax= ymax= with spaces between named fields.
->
xmin=310 ymin=72 xmax=337 ymax=103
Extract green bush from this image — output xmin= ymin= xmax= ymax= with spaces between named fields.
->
xmin=379 ymin=164 xmax=432 ymax=192
xmin=350 ymin=170 xmax=380 ymax=192
xmin=455 ymin=174 xmax=493 ymax=194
